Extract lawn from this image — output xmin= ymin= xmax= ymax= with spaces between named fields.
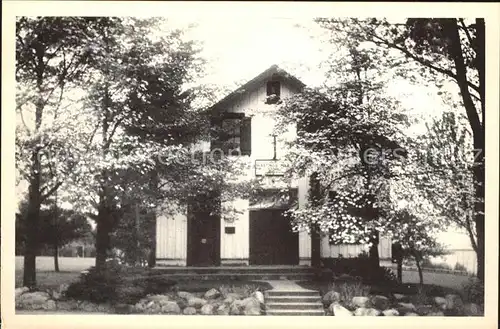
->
xmin=14 ymin=256 xmax=272 ymax=293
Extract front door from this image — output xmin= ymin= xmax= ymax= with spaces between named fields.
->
xmin=249 ymin=209 xmax=299 ymax=265
xmin=187 ymin=207 xmax=220 ymax=267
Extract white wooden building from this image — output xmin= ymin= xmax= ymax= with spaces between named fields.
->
xmin=155 ymin=65 xmax=391 ymax=266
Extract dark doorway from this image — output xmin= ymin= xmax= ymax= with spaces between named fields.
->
xmin=187 ymin=194 xmax=221 ymax=266
xmin=249 ymin=209 xmax=299 ymax=265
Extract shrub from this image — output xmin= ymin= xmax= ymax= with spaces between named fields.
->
xmin=453 ymin=262 xmax=468 ymax=272
xmin=218 ymin=284 xmax=260 ymax=298
xmin=461 ymin=277 xmax=484 ymax=304
xmin=66 ymin=262 xmax=124 ymax=303
xmin=329 ymin=281 xmax=370 ymax=309
xmin=65 ymin=262 xmax=176 ymax=304
xmin=360 ymin=266 xmax=399 ymax=286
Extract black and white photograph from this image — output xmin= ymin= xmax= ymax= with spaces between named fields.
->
xmin=1 ymin=1 xmax=499 ymax=328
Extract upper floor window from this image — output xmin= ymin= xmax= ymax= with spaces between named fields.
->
xmin=211 ymin=113 xmax=251 ymax=156
xmin=266 ymin=80 xmax=281 ymax=97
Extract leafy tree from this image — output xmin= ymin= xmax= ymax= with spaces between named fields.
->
xmin=387 ymin=209 xmax=448 ymax=285
xmin=16 ymin=17 xmax=98 ymax=287
xmin=316 ymin=17 xmax=485 ymax=281
xmin=276 ymin=40 xmax=409 ymax=270
xmin=16 ymin=199 xmax=92 ymax=272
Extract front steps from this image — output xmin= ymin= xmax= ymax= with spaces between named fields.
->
xmin=265 ymin=290 xmax=324 ymax=316
xmin=151 ymin=266 xmax=316 ymax=281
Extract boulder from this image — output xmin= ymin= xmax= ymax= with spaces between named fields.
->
xmin=427 ymin=311 xmax=445 ymax=316
xmin=79 ymin=301 xmax=99 ymax=313
xmin=463 ymin=303 xmax=482 ymax=316
xmin=15 ymin=287 xmax=29 ymax=298
xmin=224 ymin=292 xmax=243 ymax=300
xmin=161 ymin=301 xmax=181 ymax=314
xmin=145 ymin=303 xmax=162 ymax=314
xmin=200 ymin=304 xmax=214 ymax=315
xmin=177 ymin=291 xmax=195 ymax=300
xmin=217 ymin=304 xmax=230 ymax=315
xmin=445 ymin=294 xmax=464 ymax=313
xmin=183 ymin=306 xmax=197 ymax=315
xmin=204 ymin=288 xmax=221 ymax=300
xmin=43 ymin=300 xmax=57 ymax=311
xmin=354 ymin=307 xmax=382 ymax=316
xmin=370 ymin=295 xmax=390 ymax=310
xmin=57 ymin=300 xmax=79 ymax=311
xmin=187 ymin=297 xmax=207 ymax=309
xmin=58 ymin=283 xmax=70 ymax=294
xmin=352 ymin=296 xmax=371 ymax=308
xmin=17 ymin=291 xmax=51 ymax=310
xmin=147 ymin=294 xmax=170 ymax=303
xmin=416 ymin=304 xmax=434 ymax=316
xmin=330 ymin=303 xmax=353 ymax=316
xmin=393 ymin=293 xmax=406 ymax=301
xmin=405 ymin=312 xmax=419 ymax=316
xmin=242 ymin=297 xmax=261 ymax=315
xmin=229 ymin=300 xmax=244 ymax=315
xmin=223 ymin=296 xmax=236 ymax=305
xmin=434 ymin=296 xmax=446 ymax=307
xmin=97 ymin=303 xmax=113 ymax=313
xmin=252 ymin=291 xmax=265 ymax=304
xmin=383 ymin=309 xmax=399 ymax=316
xmin=322 ymin=291 xmax=341 ymax=307
xmin=397 ymin=302 xmax=417 ymax=313
xmin=176 ymin=298 xmax=188 ymax=310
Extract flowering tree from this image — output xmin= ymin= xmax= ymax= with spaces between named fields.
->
xmin=275 ymin=38 xmax=410 ymax=269
xmin=316 ymin=17 xmax=485 ymax=281
xmin=16 ymin=17 xmax=99 ymax=287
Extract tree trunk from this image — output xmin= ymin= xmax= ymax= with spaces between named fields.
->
xmin=95 ymin=198 xmax=112 ymax=270
xmin=446 ymin=19 xmax=485 ymax=282
xmin=368 ymin=231 xmax=380 ymax=271
xmin=309 ymin=172 xmax=322 ymax=268
xmin=415 ymin=257 xmax=424 ymax=286
xmin=23 ymin=149 xmax=42 ymax=288
xmin=53 ymin=243 xmax=59 ymax=272
xmin=397 ymin=259 xmax=403 ymax=283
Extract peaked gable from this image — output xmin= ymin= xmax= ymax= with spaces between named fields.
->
xmin=211 ymin=65 xmax=306 ymax=113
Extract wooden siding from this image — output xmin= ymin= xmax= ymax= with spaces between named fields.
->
xmin=321 ymin=236 xmax=392 ymax=259
xmin=220 ymin=198 xmax=250 ymax=262
xmin=155 ymin=209 xmax=187 ymax=265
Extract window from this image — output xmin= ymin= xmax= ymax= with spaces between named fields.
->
xmin=211 ymin=113 xmax=251 ymax=156
xmin=266 ymin=80 xmax=281 ymax=97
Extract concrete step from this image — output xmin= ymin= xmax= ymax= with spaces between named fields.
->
xmin=145 ymin=273 xmax=315 ymax=281
xmin=266 ymin=309 xmax=325 ymax=316
xmin=152 ymin=266 xmax=315 ymax=275
xmin=266 ymin=290 xmax=319 ymax=297
xmin=267 ymin=302 xmax=323 ymax=310
xmin=266 ymin=295 xmax=321 ymax=303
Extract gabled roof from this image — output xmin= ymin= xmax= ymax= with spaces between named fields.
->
xmin=211 ymin=64 xmax=306 ymax=113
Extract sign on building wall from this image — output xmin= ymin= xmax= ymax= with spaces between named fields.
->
xmin=255 ymin=159 xmax=286 ymax=176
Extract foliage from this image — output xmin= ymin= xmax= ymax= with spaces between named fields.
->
xmin=65 ymin=261 xmax=125 ymax=303
xmin=314 ymin=17 xmax=485 ymax=280
xmin=65 ymin=262 xmax=176 ymax=303
xmin=460 ymin=277 xmax=484 ymax=304
xmin=16 ymin=199 xmax=92 ymax=253
xmin=328 ymin=281 xmax=371 ymax=309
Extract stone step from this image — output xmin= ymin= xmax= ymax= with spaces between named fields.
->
xmin=267 ymin=302 xmax=324 ymax=310
xmin=145 ymin=273 xmax=315 ymax=281
xmin=145 ymin=273 xmax=313 ymax=281
xmin=266 ymin=309 xmax=325 ymax=316
xmin=266 ymin=290 xmax=319 ymax=297
xmin=266 ymin=295 xmax=321 ymax=303
xmin=152 ymin=266 xmax=315 ymax=275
